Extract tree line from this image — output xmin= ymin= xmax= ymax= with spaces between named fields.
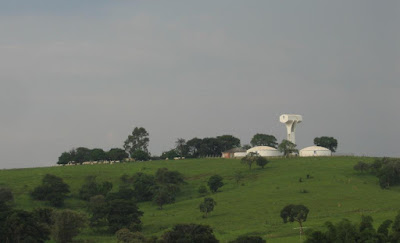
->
xmin=57 ymin=126 xmax=339 ymax=164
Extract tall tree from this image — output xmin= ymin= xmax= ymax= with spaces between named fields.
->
xmin=107 ymin=148 xmax=128 ymax=161
xmin=199 ymin=197 xmax=217 ymax=218
xmin=216 ymin=135 xmax=241 ymax=152
xmin=31 ymin=174 xmax=70 ymax=207
xmin=186 ymin=137 xmax=203 ymax=158
xmin=313 ymin=136 xmax=338 ymax=152
xmin=52 ymin=209 xmax=87 ymax=243
xmin=278 ymin=139 xmax=298 ymax=157
xmin=175 ymin=138 xmax=187 ymax=158
xmin=280 ymin=204 xmax=309 ymax=235
xmin=250 ymin=134 xmax=278 ymax=148
xmin=123 ymin=127 xmax=150 ymax=158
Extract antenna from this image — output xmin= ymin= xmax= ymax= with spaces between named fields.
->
xmin=280 ymin=114 xmax=302 ymax=144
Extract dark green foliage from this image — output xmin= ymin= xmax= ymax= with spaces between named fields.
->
xmin=305 ymin=213 xmax=400 ymax=243
xmin=161 ymin=149 xmax=179 ymax=160
xmin=229 ymin=235 xmax=266 ymax=243
xmin=52 ymin=209 xmax=87 ymax=243
xmin=32 ymin=207 xmax=54 ymax=226
xmin=1 ymin=210 xmax=51 ymax=243
xmin=160 ymin=223 xmax=219 ymax=243
xmin=175 ymin=138 xmax=188 ymax=158
xmin=207 ymin=175 xmax=224 ymax=193
xmin=90 ymin=148 xmax=107 ymax=161
xmin=353 ymin=161 xmax=369 ymax=173
xmin=278 ymin=139 xmax=298 ymax=157
xmin=124 ymin=127 xmax=150 ymax=157
xmin=153 ymin=186 xmax=176 ymax=209
xmin=88 ymin=195 xmax=108 ymax=227
xmin=74 ymin=147 xmax=92 ymax=163
xmin=57 ymin=151 xmax=73 ymax=165
xmin=0 ymin=187 xmax=13 ymax=203
xmin=78 ymin=176 xmax=113 ymax=201
xmin=199 ymin=197 xmax=217 ymax=218
xmin=107 ymin=148 xmax=129 ymax=161
xmin=185 ymin=135 xmax=240 ymax=158
xmin=241 ymin=154 xmax=257 ymax=170
xmin=250 ymin=133 xmax=278 ymax=148
xmin=131 ymin=149 xmax=151 ymax=161
xmin=155 ymin=168 xmax=185 ymax=185
xmin=130 ymin=172 xmax=157 ymax=202
xmin=256 ymin=157 xmax=269 ymax=169
xmin=216 ymin=135 xmax=241 ymax=152
xmin=313 ymin=136 xmax=338 ymax=152
xmin=115 ymin=228 xmax=148 ymax=243
xmin=31 ymin=174 xmax=70 ymax=207
xmin=280 ymin=204 xmax=309 ymax=234
xmin=107 ymin=199 xmax=143 ymax=233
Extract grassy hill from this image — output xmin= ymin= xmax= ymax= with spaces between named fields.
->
xmin=1 ymin=156 xmax=399 ymax=242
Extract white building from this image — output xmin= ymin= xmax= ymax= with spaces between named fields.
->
xmin=247 ymin=146 xmax=282 ymax=157
xmin=299 ymin=146 xmax=332 ymax=157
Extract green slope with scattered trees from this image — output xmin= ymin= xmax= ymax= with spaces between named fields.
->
xmin=1 ymin=156 xmax=400 ymax=242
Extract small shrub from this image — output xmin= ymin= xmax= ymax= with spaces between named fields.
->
xmin=198 ymin=185 xmax=208 ymax=195
xmin=300 ymin=189 xmax=309 ymax=193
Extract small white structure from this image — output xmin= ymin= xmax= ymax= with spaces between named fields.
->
xmin=246 ymin=146 xmax=282 ymax=157
xmin=299 ymin=146 xmax=332 ymax=157
xmin=280 ymin=114 xmax=302 ymax=144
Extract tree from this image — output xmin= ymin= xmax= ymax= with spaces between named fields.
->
xmin=241 ymin=153 xmax=258 ymax=170
xmin=353 ymin=161 xmax=369 ymax=173
xmin=131 ymin=149 xmax=150 ymax=161
xmin=199 ymin=197 xmax=217 ymax=218
xmin=129 ymin=172 xmax=157 ymax=202
xmin=90 ymin=148 xmax=107 ymax=161
xmin=1 ymin=210 xmax=51 ymax=243
xmin=52 ymin=209 xmax=86 ymax=243
xmin=256 ymin=157 xmax=269 ymax=169
xmin=186 ymin=137 xmax=203 ymax=158
xmin=278 ymin=139 xmax=298 ymax=157
xmin=107 ymin=199 xmax=143 ymax=233
xmin=207 ymin=175 xmax=224 ymax=193
xmin=31 ymin=174 xmax=70 ymax=207
xmin=78 ymin=176 xmax=113 ymax=201
xmin=161 ymin=149 xmax=179 ymax=160
xmin=107 ymin=148 xmax=129 ymax=161
xmin=153 ymin=186 xmax=176 ymax=210
xmin=280 ymin=204 xmax=309 ymax=235
xmin=88 ymin=195 xmax=108 ymax=227
xmin=175 ymin=138 xmax=187 ymax=158
xmin=160 ymin=223 xmax=219 ymax=243
xmin=313 ymin=136 xmax=338 ymax=152
xmin=155 ymin=168 xmax=185 ymax=186
xmin=74 ymin=147 xmax=91 ymax=163
xmin=250 ymin=134 xmax=278 ymax=148
xmin=229 ymin=236 xmax=266 ymax=243
xmin=57 ymin=152 xmax=73 ymax=165
xmin=116 ymin=228 xmax=147 ymax=243
xmin=216 ymin=135 xmax=241 ymax=152
xmin=124 ymin=127 xmax=150 ymax=157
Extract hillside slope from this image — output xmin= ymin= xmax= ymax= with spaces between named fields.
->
xmin=0 ymin=156 xmax=398 ymax=242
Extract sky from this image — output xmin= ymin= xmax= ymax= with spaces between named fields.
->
xmin=0 ymin=1 xmax=399 ymax=169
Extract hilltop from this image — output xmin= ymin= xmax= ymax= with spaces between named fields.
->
xmin=1 ymin=156 xmax=399 ymax=242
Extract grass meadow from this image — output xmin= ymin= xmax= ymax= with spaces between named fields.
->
xmin=1 ymin=156 xmax=399 ymax=242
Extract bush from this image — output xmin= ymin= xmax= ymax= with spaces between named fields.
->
xmin=208 ymin=175 xmax=224 ymax=193
xmin=160 ymin=224 xmax=219 ymax=243
xmin=198 ymin=185 xmax=208 ymax=195
xmin=31 ymin=174 xmax=70 ymax=207
xmin=52 ymin=209 xmax=87 ymax=243
xmin=79 ymin=176 xmax=113 ymax=201
xmin=199 ymin=197 xmax=217 ymax=218
xmin=107 ymin=199 xmax=143 ymax=233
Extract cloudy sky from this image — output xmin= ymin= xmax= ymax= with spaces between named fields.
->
xmin=1 ymin=1 xmax=399 ymax=169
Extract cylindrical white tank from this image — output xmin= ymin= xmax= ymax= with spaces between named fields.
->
xmin=299 ymin=146 xmax=332 ymax=157
xmin=246 ymin=146 xmax=282 ymax=157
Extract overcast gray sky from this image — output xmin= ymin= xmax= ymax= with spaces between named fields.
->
xmin=1 ymin=1 xmax=399 ymax=169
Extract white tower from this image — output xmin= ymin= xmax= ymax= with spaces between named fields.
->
xmin=280 ymin=114 xmax=302 ymax=144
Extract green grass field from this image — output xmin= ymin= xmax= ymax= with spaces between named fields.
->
xmin=1 ymin=156 xmax=399 ymax=242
